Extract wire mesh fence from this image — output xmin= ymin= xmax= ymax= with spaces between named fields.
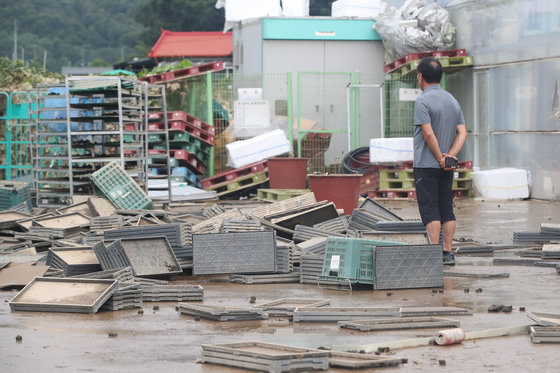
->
xmin=384 ymin=73 xmax=418 ymax=138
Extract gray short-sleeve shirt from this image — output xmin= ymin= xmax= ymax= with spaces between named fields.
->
xmin=413 ymin=84 xmax=465 ymax=168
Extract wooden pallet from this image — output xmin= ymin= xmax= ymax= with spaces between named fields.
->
xmin=206 ymin=170 xmax=269 ymax=196
xmin=384 ymin=49 xmax=467 ymax=73
xmin=201 ymin=160 xmax=267 ymax=189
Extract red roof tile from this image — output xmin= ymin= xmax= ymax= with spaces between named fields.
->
xmin=148 ymin=28 xmax=233 ymax=59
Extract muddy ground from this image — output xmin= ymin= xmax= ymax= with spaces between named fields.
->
xmin=1 ymin=198 xmax=559 ymax=372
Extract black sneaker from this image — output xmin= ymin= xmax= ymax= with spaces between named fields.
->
xmin=443 ymin=251 xmax=455 ymax=266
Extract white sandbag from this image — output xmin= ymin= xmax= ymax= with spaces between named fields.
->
xmin=472 ymin=168 xmax=530 ymax=199
xmin=369 ymin=137 xmax=413 ymax=164
xmin=226 ymin=129 xmax=291 ymax=168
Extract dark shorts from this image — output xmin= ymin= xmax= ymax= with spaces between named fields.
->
xmin=413 ymin=167 xmax=456 ymax=225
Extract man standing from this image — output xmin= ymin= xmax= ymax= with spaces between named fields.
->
xmin=413 ymin=57 xmax=468 ymax=265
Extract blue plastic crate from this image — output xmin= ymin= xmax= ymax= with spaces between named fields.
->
xmin=320 ymin=237 xmax=404 ymax=285
xmin=0 ymin=181 xmax=33 ymax=211
xmin=90 ymin=162 xmax=152 ymax=210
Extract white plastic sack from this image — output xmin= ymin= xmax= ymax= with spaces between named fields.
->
xmin=226 ymin=129 xmax=291 ymax=168
xmin=369 ymin=137 xmax=413 ymax=164
xmin=282 ymin=0 xmax=309 ymax=16
xmin=374 ymin=0 xmax=456 ymax=63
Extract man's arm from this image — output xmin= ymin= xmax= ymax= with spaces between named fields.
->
xmin=420 ymin=123 xmax=445 ymax=168
xmin=447 ymin=124 xmax=468 ymax=158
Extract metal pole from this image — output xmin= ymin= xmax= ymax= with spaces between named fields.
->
xmin=346 ymin=83 xmax=351 ymax=152
xmin=206 ymin=72 xmax=214 ymax=177
xmin=287 ymin=72 xmax=293 ymax=155
xmin=296 ymin=72 xmax=302 ymax=158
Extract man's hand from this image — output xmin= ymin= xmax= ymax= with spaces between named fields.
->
xmin=441 ymin=153 xmax=458 ymax=171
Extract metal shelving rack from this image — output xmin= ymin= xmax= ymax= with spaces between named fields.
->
xmin=144 ymin=83 xmax=172 ymax=202
xmin=30 ymin=77 xmax=152 ymax=207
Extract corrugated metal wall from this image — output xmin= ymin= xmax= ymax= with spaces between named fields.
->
xmin=448 ymin=0 xmax=560 ymax=199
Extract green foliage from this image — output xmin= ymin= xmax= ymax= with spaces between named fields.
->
xmin=137 ymin=59 xmax=193 ymax=78
xmin=0 ymin=57 xmax=62 ymax=92
xmin=0 ymin=0 xmax=337 ymax=74
xmin=0 ymin=0 xmax=143 ymax=73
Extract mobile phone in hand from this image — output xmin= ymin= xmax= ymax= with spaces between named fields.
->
xmin=445 ymin=156 xmax=459 ymax=168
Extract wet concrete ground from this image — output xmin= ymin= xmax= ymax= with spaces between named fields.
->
xmin=1 ymin=198 xmax=560 ymax=372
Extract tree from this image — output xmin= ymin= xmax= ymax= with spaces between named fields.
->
xmin=135 ymin=0 xmax=224 ymax=50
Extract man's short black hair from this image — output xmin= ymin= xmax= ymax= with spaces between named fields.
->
xmin=417 ymin=57 xmax=443 ymax=83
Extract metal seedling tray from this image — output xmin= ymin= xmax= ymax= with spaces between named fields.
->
xmin=117 ymin=237 xmax=182 ymax=278
xmin=9 ymin=277 xmax=118 ymax=314
xmin=338 ymin=316 xmax=461 ymax=331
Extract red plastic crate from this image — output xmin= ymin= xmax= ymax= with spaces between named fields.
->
xmin=384 ymin=49 xmax=467 ymax=73
xmin=167 ymin=121 xmax=215 ymax=145
xmin=148 ymin=111 xmax=216 ymax=136
xmin=201 ymin=160 xmax=268 ymax=189
xmin=170 ymin=150 xmax=205 ymax=175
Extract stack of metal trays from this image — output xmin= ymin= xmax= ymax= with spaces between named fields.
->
xmin=359 ymin=197 xmax=403 ymax=221
xmin=254 ymin=298 xmax=330 ymax=317
xmin=313 ymin=215 xmax=350 ymax=234
xmin=229 ymin=271 xmax=301 ymax=285
xmin=296 ymin=237 xmax=327 ymax=256
xmin=513 ymin=231 xmax=560 ymax=244
xmin=193 ymin=208 xmax=244 ymax=233
xmin=133 ymin=277 xmax=168 ymax=286
xmin=9 ymin=277 xmax=118 ymax=313
xmin=202 ymin=204 xmax=226 ymax=218
xmin=292 ymin=225 xmax=344 ymax=242
xmin=360 ymin=231 xmax=430 ymax=245
xmin=220 ymin=219 xmax=263 ymax=233
xmin=0 ymin=211 xmax=31 ymax=230
xmin=299 ymin=254 xmax=325 ymax=285
xmin=72 ymin=266 xmax=135 ymax=283
xmin=90 ymin=215 xmax=125 ymax=233
xmin=27 ymin=226 xmax=68 ymax=240
xmin=374 ymin=220 xmax=425 ymax=232
xmin=348 ymin=209 xmax=384 ymax=231
xmin=141 ymin=284 xmax=203 ymax=302
xmin=178 ymin=304 xmax=268 ymax=321
xmin=541 ymin=244 xmax=560 ymax=259
xmin=104 ymin=223 xmax=192 ymax=259
xmin=101 ymin=282 xmax=143 ymax=311
xmin=292 ymin=307 xmax=401 ymax=322
xmin=46 ymin=247 xmax=102 ymax=276
xmin=275 ymin=241 xmax=293 ymax=273
xmin=199 ymin=341 xmax=329 ymax=372
xmin=32 ymin=212 xmax=91 ymax=236
xmin=87 ymin=197 xmax=117 ymax=217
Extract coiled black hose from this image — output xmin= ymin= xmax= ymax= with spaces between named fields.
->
xmin=341 ymin=147 xmax=371 ymax=174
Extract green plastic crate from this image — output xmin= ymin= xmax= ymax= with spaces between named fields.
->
xmin=320 ymin=237 xmax=404 ymax=285
xmin=90 ymin=162 xmax=153 ymax=210
xmin=0 ymin=181 xmax=32 ymax=211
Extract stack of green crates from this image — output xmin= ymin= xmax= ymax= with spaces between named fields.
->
xmin=90 ymin=162 xmax=153 ymax=210
xmin=320 ymin=237 xmax=404 ymax=285
xmin=0 ymin=181 xmax=32 ymax=211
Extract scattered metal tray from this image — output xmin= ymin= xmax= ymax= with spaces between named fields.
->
xmin=254 ymin=298 xmax=330 ymax=317
xmin=527 ymin=311 xmax=560 ymax=326
xmin=115 ymin=237 xmax=182 ymax=278
xmin=9 ymin=277 xmax=118 ymax=314
xmin=200 ymin=341 xmax=329 ymax=372
xmin=338 ymin=316 xmax=461 ymax=331
xmin=329 ymin=351 xmax=404 ymax=369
